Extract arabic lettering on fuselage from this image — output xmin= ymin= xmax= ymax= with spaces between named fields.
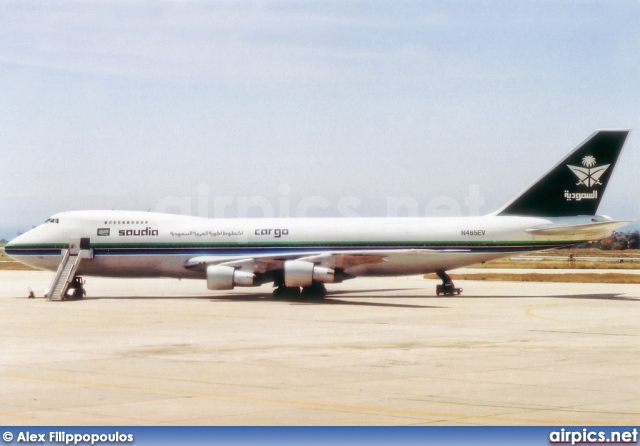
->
xmin=169 ymin=230 xmax=244 ymax=237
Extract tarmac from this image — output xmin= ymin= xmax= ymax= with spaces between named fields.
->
xmin=0 ymin=270 xmax=639 ymax=425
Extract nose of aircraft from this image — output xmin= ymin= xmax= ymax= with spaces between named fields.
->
xmin=4 ymin=232 xmax=25 ymax=257
xmin=4 ymin=227 xmax=38 ymax=256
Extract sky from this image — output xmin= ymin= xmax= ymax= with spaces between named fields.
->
xmin=1 ymin=0 xmax=639 ymax=240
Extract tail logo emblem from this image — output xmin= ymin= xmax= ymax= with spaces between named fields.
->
xmin=567 ymin=156 xmax=610 ymax=188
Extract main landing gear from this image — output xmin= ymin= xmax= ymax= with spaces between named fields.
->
xmin=435 ymin=271 xmax=462 ymax=296
xmin=272 ymin=283 xmax=327 ymax=299
xmin=301 ymin=283 xmax=327 ymax=298
xmin=273 ymin=285 xmax=300 ymax=297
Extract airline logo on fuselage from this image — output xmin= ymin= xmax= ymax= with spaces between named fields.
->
xmin=118 ymin=227 xmax=159 ymax=237
xmin=564 ymin=155 xmax=609 ymax=202
xmin=255 ymin=228 xmax=289 ymax=238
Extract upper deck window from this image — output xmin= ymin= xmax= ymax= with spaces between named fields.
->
xmin=102 ymin=220 xmax=150 ymax=226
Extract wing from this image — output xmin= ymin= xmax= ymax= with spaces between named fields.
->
xmin=183 ymin=248 xmax=459 ymax=275
xmin=185 ymin=250 xmax=392 ymax=274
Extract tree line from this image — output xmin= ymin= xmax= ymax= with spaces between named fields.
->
xmin=594 ymin=231 xmax=640 ymax=251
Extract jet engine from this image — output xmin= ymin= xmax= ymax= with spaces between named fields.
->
xmin=284 ymin=260 xmax=335 ymax=287
xmin=207 ymin=265 xmax=255 ymax=290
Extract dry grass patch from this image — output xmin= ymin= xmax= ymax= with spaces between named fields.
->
xmin=472 ymin=259 xmax=639 ymax=269
xmin=0 ymin=249 xmax=36 ymax=270
xmin=472 ymin=248 xmax=640 ymax=270
xmin=0 ymin=261 xmax=36 ymax=271
xmin=425 ymin=272 xmax=640 ymax=284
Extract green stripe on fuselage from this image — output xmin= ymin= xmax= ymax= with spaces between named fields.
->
xmin=7 ymin=240 xmax=573 ymax=250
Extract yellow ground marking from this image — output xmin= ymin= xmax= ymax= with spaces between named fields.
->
xmin=0 ymin=372 xmax=630 ymax=425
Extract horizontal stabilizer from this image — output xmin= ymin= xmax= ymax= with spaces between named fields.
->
xmin=525 ymin=220 xmax=632 ymax=237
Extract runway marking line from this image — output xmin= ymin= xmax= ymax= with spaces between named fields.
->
xmin=524 ymin=305 xmax=567 ymax=321
xmin=0 ymin=372 xmax=628 ymax=425
xmin=0 ymin=411 xmax=33 ymax=420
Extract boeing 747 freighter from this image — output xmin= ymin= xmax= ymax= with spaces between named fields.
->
xmin=5 ymin=130 xmax=631 ymax=300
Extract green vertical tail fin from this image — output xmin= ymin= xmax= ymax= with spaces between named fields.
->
xmin=497 ymin=130 xmax=630 ymax=217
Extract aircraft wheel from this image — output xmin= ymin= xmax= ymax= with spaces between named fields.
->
xmin=301 ymin=283 xmax=327 ymax=299
xmin=273 ymin=286 xmax=301 ymax=297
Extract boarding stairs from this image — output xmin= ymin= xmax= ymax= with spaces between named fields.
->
xmin=47 ymin=238 xmax=93 ymax=301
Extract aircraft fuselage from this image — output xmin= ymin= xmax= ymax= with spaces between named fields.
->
xmin=5 ymin=210 xmax=616 ymax=279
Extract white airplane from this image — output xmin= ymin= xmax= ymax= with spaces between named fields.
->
xmin=5 ymin=129 xmax=631 ymax=300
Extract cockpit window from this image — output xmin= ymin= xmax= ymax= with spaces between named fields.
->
xmin=44 ymin=218 xmax=60 ymax=224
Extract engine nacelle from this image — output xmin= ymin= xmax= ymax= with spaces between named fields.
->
xmin=207 ymin=265 xmax=255 ymax=290
xmin=284 ymin=260 xmax=335 ymax=287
